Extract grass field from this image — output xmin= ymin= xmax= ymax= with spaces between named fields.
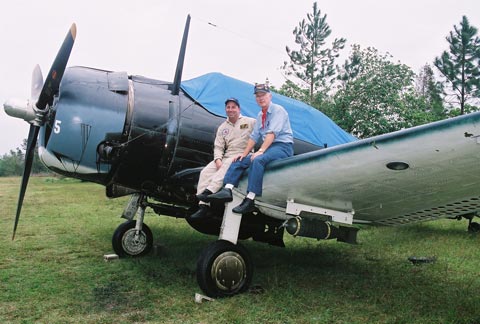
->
xmin=0 ymin=176 xmax=479 ymax=324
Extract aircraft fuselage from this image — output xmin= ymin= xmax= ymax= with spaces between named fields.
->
xmin=38 ymin=66 xmax=320 ymax=208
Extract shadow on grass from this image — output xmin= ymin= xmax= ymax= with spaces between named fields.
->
xmin=91 ymin=217 xmax=480 ymax=323
xmin=3 ymin=178 xmax=478 ymax=323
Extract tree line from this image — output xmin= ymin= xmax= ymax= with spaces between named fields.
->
xmin=279 ymin=2 xmax=480 ymax=138
xmin=2 ymin=4 xmax=479 ymax=176
xmin=0 ymin=140 xmax=50 ymax=176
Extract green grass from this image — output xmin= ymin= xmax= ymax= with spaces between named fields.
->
xmin=0 ymin=176 xmax=479 ymax=324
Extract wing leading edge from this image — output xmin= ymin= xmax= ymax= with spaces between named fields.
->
xmin=239 ymin=112 xmax=480 ymax=226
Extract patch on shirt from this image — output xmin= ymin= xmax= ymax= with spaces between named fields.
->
xmin=222 ymin=128 xmax=229 ymax=136
xmin=240 ymin=123 xmax=249 ymax=129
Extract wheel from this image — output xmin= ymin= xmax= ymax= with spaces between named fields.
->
xmin=112 ymin=220 xmax=153 ymax=257
xmin=196 ymin=240 xmax=253 ymax=298
xmin=468 ymin=221 xmax=480 ymax=233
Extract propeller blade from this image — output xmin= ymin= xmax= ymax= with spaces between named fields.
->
xmin=36 ymin=23 xmax=77 ymax=110
xmin=12 ymin=124 xmax=40 ymax=240
xmin=172 ymin=15 xmax=191 ymax=96
xmin=11 ymin=24 xmax=76 ymax=240
xmin=31 ymin=64 xmax=44 ymax=100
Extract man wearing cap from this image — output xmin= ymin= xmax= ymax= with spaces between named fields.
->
xmin=189 ymin=98 xmax=256 ymax=221
xmin=207 ymin=83 xmax=294 ymax=214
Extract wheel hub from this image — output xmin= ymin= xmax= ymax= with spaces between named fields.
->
xmin=122 ymin=229 xmax=147 ymax=255
xmin=211 ymin=251 xmax=246 ymax=291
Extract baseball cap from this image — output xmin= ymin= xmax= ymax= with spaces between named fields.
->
xmin=254 ymin=83 xmax=270 ymax=94
xmin=225 ymin=97 xmax=240 ymax=107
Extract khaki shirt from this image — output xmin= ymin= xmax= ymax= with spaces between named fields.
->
xmin=214 ymin=115 xmax=256 ymax=161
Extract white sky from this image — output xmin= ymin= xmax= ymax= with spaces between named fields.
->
xmin=1 ymin=0 xmax=480 ymax=155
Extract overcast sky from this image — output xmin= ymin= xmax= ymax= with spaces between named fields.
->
xmin=1 ymin=0 xmax=480 ymax=155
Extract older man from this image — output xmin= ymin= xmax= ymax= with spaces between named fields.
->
xmin=189 ymin=98 xmax=256 ymax=221
xmin=207 ymin=83 xmax=294 ymax=214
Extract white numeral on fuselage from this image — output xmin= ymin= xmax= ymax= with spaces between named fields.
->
xmin=54 ymin=120 xmax=62 ymax=134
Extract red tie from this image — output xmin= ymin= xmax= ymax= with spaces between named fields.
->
xmin=262 ymin=110 xmax=267 ymax=129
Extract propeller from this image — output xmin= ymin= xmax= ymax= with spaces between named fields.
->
xmin=11 ymin=23 xmax=77 ymax=240
xmin=171 ymin=14 xmax=190 ymax=96
xmin=31 ymin=64 xmax=44 ymax=101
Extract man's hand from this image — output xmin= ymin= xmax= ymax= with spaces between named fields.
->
xmin=215 ymin=159 xmax=223 ymax=169
xmin=232 ymin=153 xmax=247 ymax=162
xmin=250 ymin=151 xmax=263 ymax=161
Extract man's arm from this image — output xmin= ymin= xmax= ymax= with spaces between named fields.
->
xmin=213 ymin=125 xmax=226 ymax=168
xmin=250 ymin=133 xmax=274 ymax=160
xmin=257 ymin=133 xmax=275 ymax=152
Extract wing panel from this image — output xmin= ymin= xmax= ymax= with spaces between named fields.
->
xmin=239 ymin=112 xmax=480 ymax=225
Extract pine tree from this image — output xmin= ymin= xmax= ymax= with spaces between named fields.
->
xmin=415 ymin=64 xmax=445 ymax=121
xmin=434 ymin=16 xmax=480 ymax=115
xmin=282 ymin=2 xmax=345 ymax=105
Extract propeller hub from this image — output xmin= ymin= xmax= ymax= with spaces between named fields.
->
xmin=4 ymin=98 xmax=45 ymax=126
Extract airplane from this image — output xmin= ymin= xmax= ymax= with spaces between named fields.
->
xmin=4 ymin=15 xmax=480 ymax=298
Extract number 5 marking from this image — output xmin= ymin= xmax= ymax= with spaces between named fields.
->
xmin=54 ymin=120 xmax=62 ymax=134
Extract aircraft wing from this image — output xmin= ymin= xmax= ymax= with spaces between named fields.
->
xmin=238 ymin=112 xmax=480 ymax=226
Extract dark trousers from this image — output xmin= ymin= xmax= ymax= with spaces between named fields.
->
xmin=223 ymin=142 xmax=293 ymax=196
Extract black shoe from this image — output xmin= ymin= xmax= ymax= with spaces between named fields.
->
xmin=196 ymin=189 xmax=213 ymax=202
xmin=206 ymin=188 xmax=232 ymax=202
xmin=232 ymin=198 xmax=256 ymax=214
xmin=189 ymin=205 xmax=211 ymax=221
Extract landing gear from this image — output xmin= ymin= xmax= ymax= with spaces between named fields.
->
xmin=112 ymin=220 xmax=153 ymax=257
xmin=196 ymin=240 xmax=253 ymax=298
xmin=468 ymin=220 xmax=480 ymax=233
xmin=113 ymin=193 xmax=154 ymax=257
xmin=453 ymin=213 xmax=480 ymax=233
xmin=460 ymin=212 xmax=480 ymax=233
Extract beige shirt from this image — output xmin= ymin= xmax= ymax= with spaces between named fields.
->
xmin=214 ymin=115 xmax=256 ymax=161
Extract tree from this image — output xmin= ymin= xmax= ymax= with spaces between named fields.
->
xmin=415 ymin=64 xmax=446 ymax=121
xmin=446 ymin=103 xmax=480 ymax=118
xmin=0 ymin=149 xmax=24 ymax=176
xmin=332 ymin=45 xmax=421 ymax=138
xmin=278 ymin=79 xmax=310 ymax=104
xmin=434 ymin=16 xmax=480 ymax=115
xmin=20 ymin=139 xmax=50 ymax=174
xmin=0 ymin=140 xmax=50 ymax=177
xmin=281 ymin=2 xmax=346 ymax=105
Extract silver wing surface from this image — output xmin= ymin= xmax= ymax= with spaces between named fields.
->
xmin=238 ymin=112 xmax=480 ymax=226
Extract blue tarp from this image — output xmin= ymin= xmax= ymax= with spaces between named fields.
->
xmin=181 ymin=72 xmax=356 ymax=148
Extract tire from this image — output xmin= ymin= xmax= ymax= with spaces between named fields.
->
xmin=468 ymin=221 xmax=480 ymax=233
xmin=196 ymin=240 xmax=253 ymax=298
xmin=112 ymin=220 xmax=153 ymax=257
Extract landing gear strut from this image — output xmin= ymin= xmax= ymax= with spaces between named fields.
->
xmin=468 ymin=218 xmax=480 ymax=233
xmin=112 ymin=194 xmax=153 ymax=257
xmin=195 ymin=193 xmax=254 ymax=297
xmin=453 ymin=213 xmax=480 ymax=233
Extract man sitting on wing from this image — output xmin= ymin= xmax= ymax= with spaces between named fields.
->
xmin=189 ymin=97 xmax=256 ymax=221
xmin=207 ymin=82 xmax=294 ymax=214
